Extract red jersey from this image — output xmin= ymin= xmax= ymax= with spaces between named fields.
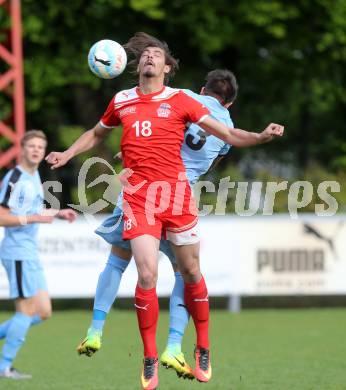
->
xmin=100 ymin=86 xmax=210 ymax=185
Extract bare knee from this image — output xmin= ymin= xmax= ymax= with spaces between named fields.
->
xmin=171 ymin=243 xmax=201 ymax=283
xmin=138 ymin=269 xmax=157 ymax=289
xmin=19 ymin=306 xmax=36 ymax=317
xmin=179 ymin=263 xmax=201 ymax=283
xmin=35 ymin=292 xmax=52 ymax=321
xmin=131 ymin=235 xmax=159 ymax=289
xmin=111 ymin=245 xmax=132 ymax=261
xmin=15 ymin=298 xmax=36 ymax=316
xmin=38 ymin=309 xmax=52 ymax=321
xmin=176 ymin=253 xmax=201 ymax=283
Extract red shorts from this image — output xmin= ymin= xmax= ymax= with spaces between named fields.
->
xmin=122 ymin=180 xmax=199 ymax=243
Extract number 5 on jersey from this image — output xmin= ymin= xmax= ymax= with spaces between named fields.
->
xmin=132 ymin=120 xmax=152 ymax=137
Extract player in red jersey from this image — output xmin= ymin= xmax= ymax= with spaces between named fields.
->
xmin=46 ymin=32 xmax=284 ymax=389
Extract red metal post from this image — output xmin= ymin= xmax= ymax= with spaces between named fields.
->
xmin=0 ymin=0 xmax=25 ymax=168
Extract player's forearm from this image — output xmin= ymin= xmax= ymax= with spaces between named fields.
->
xmin=0 ymin=213 xmax=36 ymax=227
xmin=199 ymin=116 xmax=262 ymax=147
xmin=227 ymin=127 xmax=262 ymax=147
xmin=45 ymin=123 xmax=111 ymax=169
xmin=66 ymin=128 xmax=101 ymax=158
xmin=0 ymin=214 xmax=21 ymax=226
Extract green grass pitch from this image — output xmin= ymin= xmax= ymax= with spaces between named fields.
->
xmin=0 ymin=309 xmax=345 ymax=389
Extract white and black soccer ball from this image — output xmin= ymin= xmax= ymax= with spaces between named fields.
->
xmin=88 ymin=39 xmax=127 ymax=79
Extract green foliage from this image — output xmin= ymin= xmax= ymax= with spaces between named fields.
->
xmin=198 ymin=160 xmax=346 ymax=214
xmin=130 ymin=0 xmax=165 ymax=19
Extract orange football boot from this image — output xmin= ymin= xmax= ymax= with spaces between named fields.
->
xmin=194 ymin=347 xmax=212 ymax=382
xmin=141 ymin=357 xmax=159 ymax=390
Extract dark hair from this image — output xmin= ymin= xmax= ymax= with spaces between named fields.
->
xmin=124 ymin=32 xmax=179 ymax=84
xmin=204 ymin=69 xmax=238 ymax=104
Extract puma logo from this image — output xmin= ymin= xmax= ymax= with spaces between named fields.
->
xmin=303 ymin=222 xmax=344 ymax=260
xmin=134 ymin=303 xmax=149 ymax=311
xmin=94 ymin=55 xmax=111 ymax=66
xmin=193 ymin=295 xmax=209 ymax=302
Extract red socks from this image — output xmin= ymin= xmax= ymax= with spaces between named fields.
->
xmin=135 ymin=277 xmax=209 ymax=356
xmin=184 ymin=276 xmax=209 ymax=349
xmin=135 ymin=284 xmax=159 ymax=358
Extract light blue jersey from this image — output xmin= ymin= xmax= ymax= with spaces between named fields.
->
xmin=0 ymin=166 xmax=44 ymax=261
xmin=181 ymin=89 xmax=233 ymax=184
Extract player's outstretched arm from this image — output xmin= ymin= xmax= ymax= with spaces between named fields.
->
xmin=199 ymin=116 xmax=284 ymax=147
xmin=40 ymin=208 xmax=77 ymax=223
xmin=55 ymin=208 xmax=77 ymax=223
xmin=45 ymin=123 xmax=112 ymax=169
xmin=0 ymin=206 xmax=54 ymax=227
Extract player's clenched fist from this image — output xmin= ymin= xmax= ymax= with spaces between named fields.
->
xmin=259 ymin=123 xmax=284 ymax=143
xmin=45 ymin=150 xmax=72 ymax=169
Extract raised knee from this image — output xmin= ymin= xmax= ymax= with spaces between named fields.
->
xmin=18 ymin=304 xmax=36 ymax=317
xmin=39 ymin=309 xmax=52 ymax=321
xmin=21 ymin=307 xmax=36 ymax=317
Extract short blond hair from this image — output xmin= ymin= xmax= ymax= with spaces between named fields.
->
xmin=21 ymin=130 xmax=47 ymax=147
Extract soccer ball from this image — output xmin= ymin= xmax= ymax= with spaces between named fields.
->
xmin=88 ymin=39 xmax=127 ymax=79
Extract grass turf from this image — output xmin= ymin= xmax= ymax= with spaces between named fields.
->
xmin=0 ymin=308 xmax=345 ymax=389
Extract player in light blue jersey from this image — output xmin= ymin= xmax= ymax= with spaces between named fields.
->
xmin=181 ymin=87 xmax=234 ymax=186
xmin=77 ymin=69 xmax=243 ymax=378
xmin=0 ymin=130 xmax=77 ymax=380
xmin=0 ymin=208 xmax=54 ymax=227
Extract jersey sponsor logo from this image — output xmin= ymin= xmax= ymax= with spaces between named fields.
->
xmin=119 ymin=106 xmax=136 ymax=118
xmin=157 ymin=103 xmax=171 ymax=118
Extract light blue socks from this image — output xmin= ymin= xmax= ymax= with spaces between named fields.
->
xmin=0 ymin=312 xmax=32 ymax=372
xmin=91 ymin=253 xmax=129 ymax=332
xmin=166 ymin=272 xmax=190 ymax=354
xmin=0 ymin=314 xmax=43 ymax=340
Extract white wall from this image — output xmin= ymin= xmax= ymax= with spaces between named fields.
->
xmin=1 ymin=215 xmax=345 ymax=298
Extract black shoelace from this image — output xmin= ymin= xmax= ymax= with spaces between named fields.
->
xmin=198 ymin=348 xmax=209 ymax=371
xmin=143 ymin=358 xmax=157 ymax=379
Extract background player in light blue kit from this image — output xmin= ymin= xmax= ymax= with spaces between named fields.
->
xmin=77 ymin=68 xmax=279 ymax=378
xmin=0 ymin=208 xmax=54 ymax=227
xmin=0 ymin=130 xmax=77 ymax=379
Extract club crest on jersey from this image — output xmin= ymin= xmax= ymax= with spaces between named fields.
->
xmin=157 ymin=103 xmax=171 ymax=118
xmin=119 ymin=106 xmax=136 ymax=118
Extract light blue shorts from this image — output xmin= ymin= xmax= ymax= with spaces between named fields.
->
xmin=1 ymin=258 xmax=48 ymax=299
xmin=95 ymin=207 xmax=176 ymax=263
